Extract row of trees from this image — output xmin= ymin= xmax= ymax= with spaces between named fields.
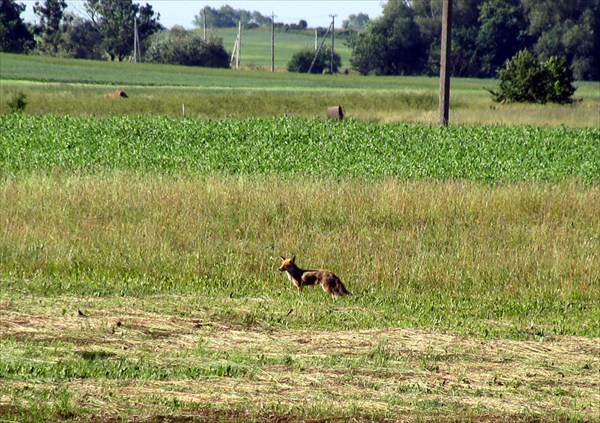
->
xmin=350 ymin=0 xmax=600 ymax=80
xmin=191 ymin=5 xmax=310 ymax=31
xmin=1 ymin=0 xmax=162 ymax=60
xmin=2 ymin=0 xmax=598 ymax=81
xmin=192 ymin=5 xmax=272 ymax=29
xmin=0 ymin=0 xmax=301 ymax=66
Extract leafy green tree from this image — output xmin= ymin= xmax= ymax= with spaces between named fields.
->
xmin=193 ymin=5 xmax=270 ymax=29
xmin=33 ymin=0 xmax=70 ymax=54
xmin=251 ymin=11 xmax=271 ymax=26
xmin=85 ymin=0 xmax=161 ymax=61
xmin=86 ymin=0 xmax=134 ymax=61
xmin=0 ymin=0 xmax=35 ymax=53
xmin=342 ymin=13 xmax=370 ymax=30
xmin=62 ymin=14 xmax=103 ymax=59
xmin=349 ymin=0 xmax=426 ymax=75
xmin=541 ymin=56 xmax=576 ymax=103
xmin=523 ymin=0 xmax=600 ymax=80
xmin=287 ymin=47 xmax=341 ymax=73
xmin=490 ymin=50 xmax=575 ymax=103
xmin=195 ymin=5 xmax=239 ymax=28
xmin=412 ymin=0 xmax=441 ymax=75
xmin=134 ymin=2 xmax=163 ymax=52
xmin=476 ymin=0 xmax=529 ymax=77
xmin=447 ymin=0 xmax=480 ymax=76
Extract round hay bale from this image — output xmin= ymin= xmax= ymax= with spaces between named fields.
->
xmin=327 ymin=105 xmax=344 ymax=120
xmin=102 ymin=90 xmax=128 ymax=99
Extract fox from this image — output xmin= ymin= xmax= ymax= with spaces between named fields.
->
xmin=278 ymin=256 xmax=351 ymax=298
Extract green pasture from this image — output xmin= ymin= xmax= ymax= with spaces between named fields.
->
xmin=2 ymin=53 xmax=599 ymax=126
xmin=1 ymin=171 xmax=599 ymax=421
xmin=207 ymin=27 xmax=353 ymax=69
xmin=1 ymin=50 xmax=599 ymax=421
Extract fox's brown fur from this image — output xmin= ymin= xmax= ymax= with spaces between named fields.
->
xmin=278 ymin=256 xmax=351 ymax=298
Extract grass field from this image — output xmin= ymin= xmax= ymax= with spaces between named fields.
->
xmin=1 ymin=51 xmax=599 ymax=421
xmin=1 ymin=53 xmax=599 ymax=126
xmin=208 ymin=27 xmax=353 ymax=69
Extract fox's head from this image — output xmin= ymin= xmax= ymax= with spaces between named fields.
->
xmin=278 ymin=256 xmax=296 ymax=272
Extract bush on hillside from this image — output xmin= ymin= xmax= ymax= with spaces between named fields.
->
xmin=490 ymin=50 xmax=575 ymax=104
xmin=287 ymin=47 xmax=341 ymax=74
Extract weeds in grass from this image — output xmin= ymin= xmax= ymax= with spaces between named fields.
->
xmin=6 ymin=91 xmax=27 ymax=113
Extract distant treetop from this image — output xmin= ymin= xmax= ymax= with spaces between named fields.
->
xmin=193 ymin=5 xmax=272 ymax=28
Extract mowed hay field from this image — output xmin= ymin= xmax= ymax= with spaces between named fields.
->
xmin=1 ymin=54 xmax=600 ymax=421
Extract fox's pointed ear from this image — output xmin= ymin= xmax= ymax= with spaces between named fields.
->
xmin=280 ymin=256 xmax=286 ymax=260
xmin=291 ymin=256 xmax=296 ymax=262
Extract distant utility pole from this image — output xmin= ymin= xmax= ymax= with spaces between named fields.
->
xmin=439 ymin=0 xmax=453 ymax=125
xmin=308 ymin=22 xmax=332 ymax=74
xmin=230 ymin=21 xmax=242 ymax=69
xmin=329 ymin=14 xmax=337 ymax=74
xmin=203 ymin=7 xmax=207 ymax=40
xmin=271 ymin=12 xmax=276 ymax=72
xmin=237 ymin=20 xmax=242 ymax=69
xmin=133 ymin=17 xmax=141 ymax=63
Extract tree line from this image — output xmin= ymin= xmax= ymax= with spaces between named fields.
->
xmin=0 ymin=0 xmax=306 ymax=66
xmin=192 ymin=5 xmax=311 ymax=31
xmin=349 ymin=0 xmax=599 ymax=80
xmin=1 ymin=0 xmax=163 ymax=61
xmin=1 ymin=0 xmax=598 ymax=80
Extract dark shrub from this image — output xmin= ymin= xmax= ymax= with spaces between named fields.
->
xmin=145 ymin=29 xmax=229 ymax=68
xmin=490 ymin=50 xmax=575 ymax=104
xmin=287 ymin=47 xmax=341 ymax=74
xmin=7 ymin=91 xmax=27 ymax=113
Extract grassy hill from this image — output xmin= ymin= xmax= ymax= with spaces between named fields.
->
xmin=208 ymin=27 xmax=353 ymax=70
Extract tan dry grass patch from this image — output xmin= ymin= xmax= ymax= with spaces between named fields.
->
xmin=1 ymin=296 xmax=598 ymax=420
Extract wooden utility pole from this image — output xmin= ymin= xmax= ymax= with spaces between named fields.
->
xmin=439 ymin=0 xmax=453 ymax=125
xmin=236 ymin=20 xmax=242 ymax=69
xmin=133 ymin=17 xmax=141 ymax=63
xmin=329 ymin=14 xmax=337 ymax=74
xmin=271 ymin=12 xmax=276 ymax=72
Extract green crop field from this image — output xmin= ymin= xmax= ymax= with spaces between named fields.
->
xmin=1 ymin=51 xmax=599 ymax=421
xmin=2 ymin=114 xmax=599 ymax=181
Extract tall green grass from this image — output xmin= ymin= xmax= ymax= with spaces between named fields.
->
xmin=3 ymin=53 xmax=599 ymax=125
xmin=1 ymin=174 xmax=598 ymax=338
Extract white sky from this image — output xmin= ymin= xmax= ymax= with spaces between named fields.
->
xmin=20 ymin=1 xmax=385 ymax=29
